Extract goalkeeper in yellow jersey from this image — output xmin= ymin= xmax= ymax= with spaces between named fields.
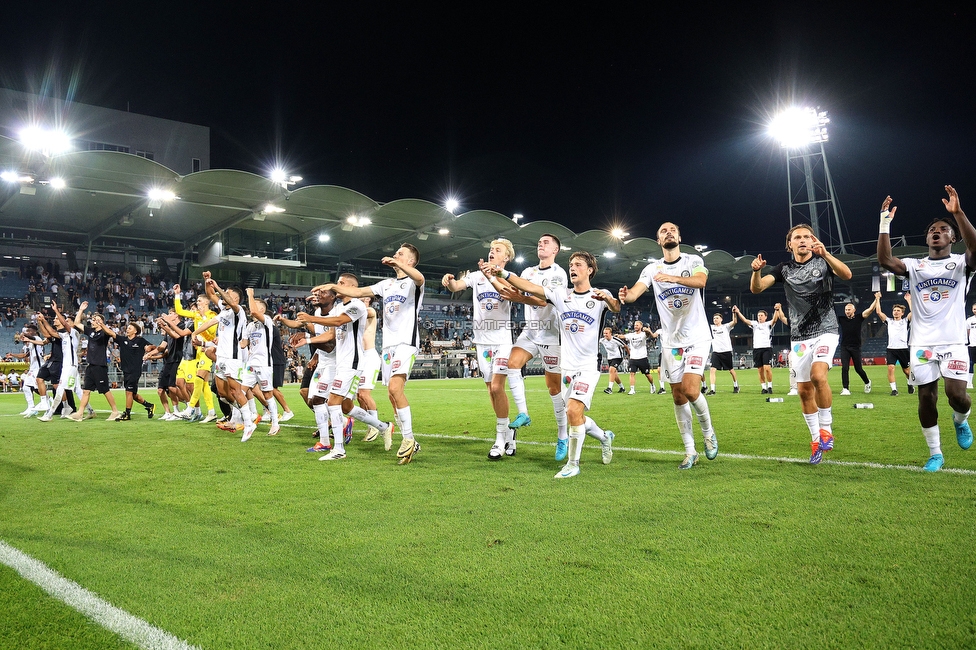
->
xmin=172 ymin=283 xmax=218 ymax=422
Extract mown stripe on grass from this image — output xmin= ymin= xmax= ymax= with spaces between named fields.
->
xmin=416 ymin=433 xmax=976 ymax=476
xmin=0 ymin=540 xmax=199 ymax=650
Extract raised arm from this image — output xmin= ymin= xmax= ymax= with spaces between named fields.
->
xmin=172 ymin=283 xmax=196 ymax=318
xmin=811 ymin=236 xmax=852 ymax=281
xmin=296 ymin=311 xmax=352 ymax=328
xmin=73 ymin=301 xmax=89 ymax=332
xmin=943 ymin=185 xmax=976 ymax=269
xmin=749 ymin=255 xmax=776 ymax=294
xmin=381 ymin=256 xmax=425 ymax=287
xmin=319 ymin=282 xmax=375 ymax=299
xmin=772 ymin=303 xmax=789 ymax=325
xmin=732 ymin=305 xmax=753 ymax=326
xmin=485 ymin=263 xmax=546 ymax=301
xmin=877 ymin=195 xmax=907 ymax=276
xmin=862 ymin=292 xmax=881 ymax=320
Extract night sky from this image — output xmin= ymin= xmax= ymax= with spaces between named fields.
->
xmin=2 ymin=2 xmax=974 ymax=263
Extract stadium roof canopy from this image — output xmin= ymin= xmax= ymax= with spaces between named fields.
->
xmin=0 ymin=134 xmax=927 ymax=293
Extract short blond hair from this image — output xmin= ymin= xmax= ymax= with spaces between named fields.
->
xmin=490 ymin=238 xmax=515 ymax=263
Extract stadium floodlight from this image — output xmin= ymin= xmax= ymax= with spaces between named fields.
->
xmin=262 ymin=203 xmax=286 ymax=214
xmin=512 ymin=213 xmax=523 ymax=223
xmin=147 ymin=188 xmax=177 ymax=202
xmin=769 ymin=107 xmax=829 ymax=149
xmin=438 ymin=228 xmax=450 ymax=235
xmin=444 ymin=198 xmax=459 ymax=214
xmin=610 ymin=227 xmax=629 ymax=239
xmin=561 ymin=245 xmax=572 ymax=251
xmin=318 ymin=233 xmax=330 ymax=242
xmin=47 ymin=177 xmax=67 ymax=189
xmin=604 ymin=251 xmax=617 ymax=258
xmin=284 ymin=247 xmax=294 ymax=253
xmin=270 ymin=168 xmax=302 ymax=189
xmin=515 ymin=255 xmax=525 ymax=264
xmin=18 ymin=126 xmax=72 ymax=155
xmin=694 ymin=244 xmax=708 ymax=253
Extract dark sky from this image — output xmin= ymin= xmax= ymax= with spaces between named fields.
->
xmin=2 ymin=2 xmax=974 ymax=262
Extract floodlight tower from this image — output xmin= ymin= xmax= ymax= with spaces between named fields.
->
xmin=770 ymin=107 xmax=848 ymax=253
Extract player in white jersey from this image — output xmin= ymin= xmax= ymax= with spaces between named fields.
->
xmin=600 ymin=327 xmax=627 ymax=394
xmin=195 ymin=272 xmax=255 ymax=442
xmin=874 ymin=291 xmax=913 ymax=396
xmin=877 ymin=186 xmax=976 ymax=472
xmin=355 ymin=296 xmax=384 ymax=442
xmin=619 ymin=222 xmax=717 ymax=469
xmin=708 ymin=311 xmax=739 ymax=395
xmin=486 ymin=251 xmax=618 ymax=478
xmin=285 ymin=287 xmax=342 ymax=453
xmin=240 ymin=289 xmax=279 ymax=437
xmin=325 ymin=244 xmax=424 ymax=464
xmin=623 ymin=321 xmax=659 ymax=394
xmin=966 ymin=302 xmax=976 ymax=388
xmin=9 ymin=323 xmax=49 ymax=415
xmin=444 ymin=238 xmax=519 ymax=461
xmin=299 ymin=273 xmax=395 ymax=461
xmin=38 ymin=301 xmax=84 ymax=420
xmin=732 ymin=304 xmax=787 ymax=394
xmin=494 ymin=234 xmax=569 ymax=459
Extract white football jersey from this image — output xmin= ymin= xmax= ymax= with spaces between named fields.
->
xmin=624 ymin=331 xmax=649 ymax=360
xmin=245 ymin=314 xmax=274 ymax=368
xmin=750 ymin=321 xmax=772 ymax=349
xmin=888 ymin=318 xmax=910 ymax=349
xmin=967 ymin=315 xmax=976 ymax=346
xmin=215 ymin=306 xmax=246 ymax=360
xmin=638 ymin=255 xmax=710 ymax=348
xmin=520 ymin=263 xmax=567 ymax=346
xmin=60 ymin=329 xmax=81 ymax=367
xmin=711 ymin=323 xmax=733 ymax=353
xmin=543 ymin=286 xmax=609 ymax=372
xmin=369 ymin=276 xmax=424 ymax=348
xmin=313 ymin=307 xmax=336 ymax=368
xmin=331 ymin=299 xmax=367 ymax=370
xmin=904 ymin=254 xmax=971 ymax=346
xmin=600 ymin=337 xmax=625 ymax=360
xmin=463 ymin=270 xmax=512 ymax=346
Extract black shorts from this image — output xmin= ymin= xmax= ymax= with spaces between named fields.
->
xmin=607 ymin=358 xmax=623 ymax=370
xmin=273 ymin=363 xmax=285 ymax=389
xmin=83 ymin=365 xmax=111 ymax=394
xmin=38 ymin=364 xmax=61 ymax=382
xmin=886 ymin=348 xmax=910 ymax=368
xmin=711 ymin=351 xmax=734 ymax=371
xmin=123 ymin=372 xmax=142 ymax=394
xmin=158 ymin=362 xmax=178 ymax=390
xmin=629 ymin=357 xmax=651 ymax=375
xmin=753 ymin=348 xmax=773 ymax=367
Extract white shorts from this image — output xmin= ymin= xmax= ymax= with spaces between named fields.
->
xmin=20 ymin=371 xmax=37 ymax=387
xmin=381 ymin=344 xmax=416 ymax=385
xmin=561 ymin=369 xmax=600 ymax=410
xmin=476 ymin=344 xmax=512 ymax=383
xmin=242 ymin=364 xmax=272 ymax=392
xmin=789 ymin=333 xmax=839 ymax=383
xmin=215 ymin=357 xmax=244 ymax=382
xmin=59 ymin=365 xmax=80 ymax=391
xmin=310 ymin=362 xmax=337 ymax=399
xmin=331 ymin=367 xmax=362 ymax=399
xmin=359 ymin=348 xmax=381 ymax=391
xmin=660 ymin=342 xmax=710 ymax=385
xmin=513 ymin=334 xmax=561 ymax=373
xmin=909 ymin=344 xmax=970 ymax=385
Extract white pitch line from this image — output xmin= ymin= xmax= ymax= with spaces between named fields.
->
xmin=0 ymin=540 xmax=200 ymax=650
xmin=415 ymin=432 xmax=976 ymax=476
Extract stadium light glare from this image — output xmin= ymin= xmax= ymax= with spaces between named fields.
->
xmin=444 ymin=198 xmax=459 ymax=214
xmin=270 ymin=169 xmax=286 ymax=183
xmin=604 ymin=251 xmax=617 ymax=258
xmin=262 ymin=203 xmax=285 ymax=214
xmin=284 ymin=247 xmax=294 ymax=253
xmin=515 ymin=255 xmax=525 ymax=264
xmin=438 ymin=228 xmax=450 ymax=235
xmin=147 ymin=189 xmax=177 ymax=202
xmin=318 ymin=234 xmax=330 ymax=242
xmin=610 ymin=227 xmax=629 ymax=239
xmin=19 ymin=126 xmax=72 ymax=155
xmin=769 ymin=107 xmax=829 ymax=149
xmin=512 ymin=213 xmax=523 ymax=222
xmin=48 ymin=177 xmax=67 ymax=189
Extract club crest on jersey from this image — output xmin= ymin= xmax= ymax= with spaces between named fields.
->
xmin=586 ymin=300 xmax=595 ymax=309
xmin=681 ymin=270 xmax=691 ymax=277
xmin=916 ymin=349 xmax=933 ymax=363
xmin=812 ymin=269 xmax=822 ymax=277
xmin=946 ymin=262 xmax=957 ymax=270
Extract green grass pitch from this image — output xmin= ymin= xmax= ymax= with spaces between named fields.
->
xmin=1 ymin=365 xmax=975 ymax=648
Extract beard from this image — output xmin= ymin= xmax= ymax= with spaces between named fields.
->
xmin=662 ymin=241 xmax=679 ymax=250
